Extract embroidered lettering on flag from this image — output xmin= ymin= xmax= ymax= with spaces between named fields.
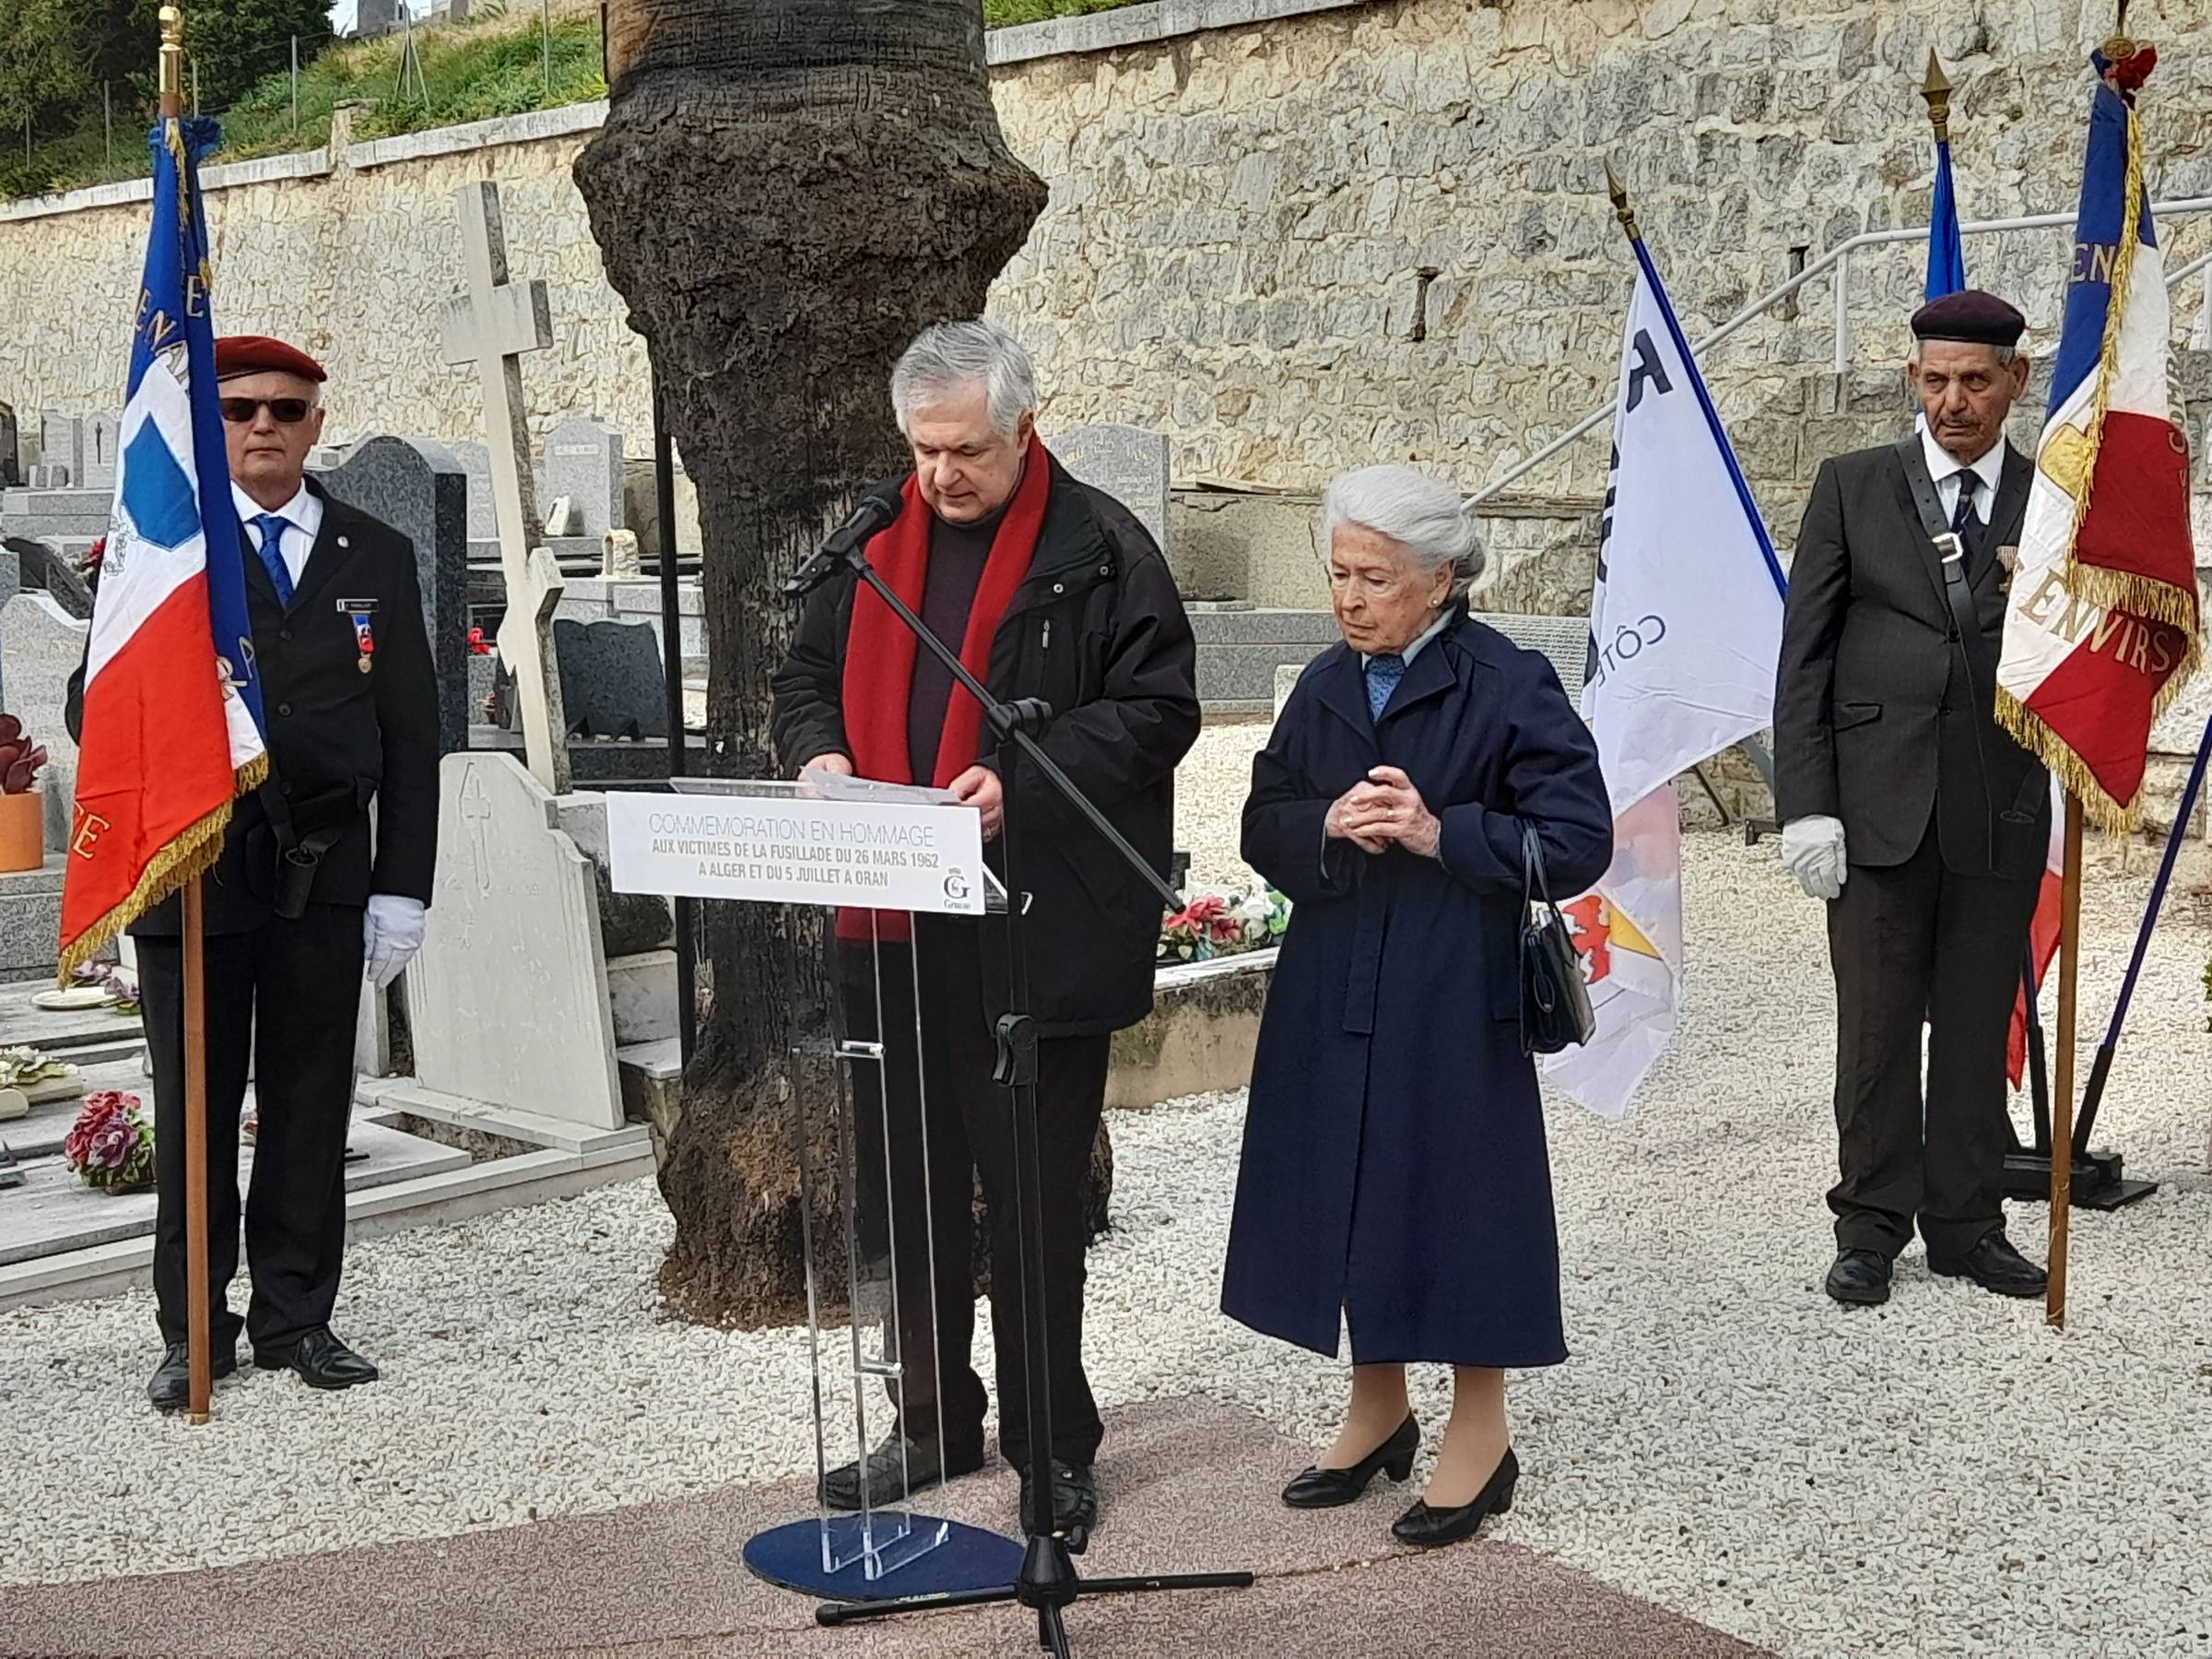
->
xmin=1996 ymin=44 xmax=2199 ymax=835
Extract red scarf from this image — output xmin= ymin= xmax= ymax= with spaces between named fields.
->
xmin=837 ymin=437 xmax=1051 ymax=942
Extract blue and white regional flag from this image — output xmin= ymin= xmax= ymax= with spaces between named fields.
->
xmin=1543 ymin=238 xmax=1787 ymax=1117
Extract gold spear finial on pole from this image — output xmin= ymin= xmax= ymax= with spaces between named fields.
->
xmin=1605 ymin=160 xmax=1639 ymax=242
xmin=1920 ymin=51 xmax=1954 ymax=143
xmin=159 ymin=6 xmax=184 ymax=120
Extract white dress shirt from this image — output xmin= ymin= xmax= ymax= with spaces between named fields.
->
xmin=1360 ymin=601 xmax=1457 ymax=669
xmin=1919 ymin=426 xmax=2006 ymax=527
xmin=232 ymin=480 xmax=324 ymax=587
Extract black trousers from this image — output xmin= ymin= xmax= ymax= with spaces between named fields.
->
xmin=1826 ymin=820 xmax=2040 ymax=1259
xmin=841 ymin=917 xmax=1109 ymax=1471
xmin=135 ymin=905 xmax=364 ymax=1353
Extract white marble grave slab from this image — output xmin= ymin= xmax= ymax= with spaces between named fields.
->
xmin=402 ymin=752 xmax=623 ymax=1133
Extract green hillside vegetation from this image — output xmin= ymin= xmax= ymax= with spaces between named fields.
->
xmin=3 ymin=0 xmax=1146 ymax=200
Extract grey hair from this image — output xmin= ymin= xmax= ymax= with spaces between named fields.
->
xmin=890 ymin=319 xmax=1039 ymax=439
xmin=1910 ymin=344 xmax=2019 ymax=367
xmin=1322 ymin=465 xmax=1487 ymax=595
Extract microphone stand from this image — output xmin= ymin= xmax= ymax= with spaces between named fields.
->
xmin=809 ymin=543 xmax=1251 ymax=1654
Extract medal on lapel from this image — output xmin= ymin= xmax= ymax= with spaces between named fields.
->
xmin=339 ymin=598 xmax=380 ymax=675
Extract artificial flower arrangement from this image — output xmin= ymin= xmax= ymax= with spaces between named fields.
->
xmin=69 ymin=959 xmax=141 ymax=1016
xmin=0 ymin=1045 xmax=74 ymax=1094
xmin=1159 ymin=884 xmax=1290 ymax=964
xmin=64 ymin=1091 xmax=156 ymax=1194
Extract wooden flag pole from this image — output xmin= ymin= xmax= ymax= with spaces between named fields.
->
xmin=157 ymin=2 xmax=214 ymax=1424
xmin=2046 ymin=793 xmax=2085 ymax=1329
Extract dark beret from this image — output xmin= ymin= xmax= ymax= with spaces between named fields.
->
xmin=213 ymin=335 xmax=327 ymax=383
xmin=1910 ymin=290 xmax=2026 ymax=348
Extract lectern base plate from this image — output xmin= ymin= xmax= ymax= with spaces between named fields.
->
xmin=743 ymin=1515 xmax=1023 ymax=1602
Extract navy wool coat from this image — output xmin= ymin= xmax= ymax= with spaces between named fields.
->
xmin=1220 ymin=609 xmax=1613 ymax=1367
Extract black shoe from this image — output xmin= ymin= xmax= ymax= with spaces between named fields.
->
xmin=819 ymin=1434 xmax=984 ymax=1512
xmin=1392 ymin=1447 xmax=1518 ymax=1549
xmin=255 ymin=1326 xmax=380 ymax=1389
xmin=1825 ymin=1248 xmax=1893 ymax=1306
xmin=1018 ymin=1459 xmax=1099 ymax=1555
xmin=1929 ymin=1232 xmax=2047 ymax=1299
xmin=1282 ymin=1415 xmax=1419 ymax=1508
xmin=147 ymin=1340 xmax=238 ymax=1412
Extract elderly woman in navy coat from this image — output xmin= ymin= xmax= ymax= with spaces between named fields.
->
xmin=1221 ymin=465 xmax=1612 ymax=1549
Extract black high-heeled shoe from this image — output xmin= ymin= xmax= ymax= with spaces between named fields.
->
xmin=1281 ymin=1415 xmax=1419 ymax=1509
xmin=1392 ymin=1446 xmax=1518 ymax=1547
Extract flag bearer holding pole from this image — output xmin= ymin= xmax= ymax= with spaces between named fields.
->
xmin=60 ymin=6 xmax=441 ymax=1416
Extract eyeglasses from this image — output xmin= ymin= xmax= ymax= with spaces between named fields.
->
xmin=218 ymin=397 xmax=314 ymax=426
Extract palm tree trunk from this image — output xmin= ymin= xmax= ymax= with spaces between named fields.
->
xmin=574 ymin=2 xmax=1080 ymax=1326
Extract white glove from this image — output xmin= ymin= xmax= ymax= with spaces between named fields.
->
xmin=1780 ymin=815 xmax=1849 ymax=901
xmin=363 ymin=895 xmax=428 ymax=989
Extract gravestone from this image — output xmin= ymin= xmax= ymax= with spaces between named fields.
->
xmin=4 ymin=537 xmax=93 ymax=619
xmin=403 ymin=752 xmax=623 ymax=1134
xmin=0 ymin=544 xmax=17 ymax=708
xmin=0 ymin=593 xmax=88 ymax=852
xmin=543 ymin=418 xmax=624 ymax=539
xmin=552 ymin=618 xmax=666 ymax=740
xmin=316 ymin=436 xmax=472 ymax=755
xmin=449 ymin=440 xmax=498 ymax=545
xmin=1049 ymin=423 xmax=1171 ymax=555
xmin=37 ymin=414 xmax=80 ymax=488
xmin=0 ymin=401 xmax=18 ymax=488
xmin=81 ymin=412 xmax=120 ymax=491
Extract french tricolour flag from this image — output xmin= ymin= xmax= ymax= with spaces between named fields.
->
xmin=1997 ymin=45 xmax=2200 ymax=841
xmin=58 ymin=118 xmax=266 ymax=980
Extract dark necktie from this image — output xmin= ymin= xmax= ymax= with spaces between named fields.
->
xmin=250 ymin=513 xmax=295 ymax=606
xmin=1365 ymin=653 xmax=1406 ymax=722
xmin=1949 ymin=470 xmax=1984 ymax=559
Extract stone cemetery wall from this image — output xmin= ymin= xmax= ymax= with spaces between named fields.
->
xmin=6 ymin=0 xmax=2212 ymax=582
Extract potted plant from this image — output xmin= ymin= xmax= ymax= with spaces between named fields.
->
xmin=0 ymin=714 xmax=50 ymax=873
xmin=64 ymin=1091 xmax=156 ymax=1194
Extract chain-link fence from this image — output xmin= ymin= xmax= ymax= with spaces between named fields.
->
xmin=2 ymin=4 xmax=609 ymax=202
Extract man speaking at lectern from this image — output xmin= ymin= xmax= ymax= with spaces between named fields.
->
xmin=771 ymin=319 xmax=1198 ymax=1547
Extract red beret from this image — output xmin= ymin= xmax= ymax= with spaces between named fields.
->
xmin=213 ymin=335 xmax=327 ymax=383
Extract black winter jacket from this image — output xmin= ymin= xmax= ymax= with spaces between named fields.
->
xmin=771 ymin=455 xmax=1200 ymax=1037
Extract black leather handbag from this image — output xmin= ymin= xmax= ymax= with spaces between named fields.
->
xmin=1519 ymin=822 xmax=1596 ymax=1056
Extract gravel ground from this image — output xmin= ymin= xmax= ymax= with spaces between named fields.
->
xmin=4 ymin=799 xmax=2210 ymax=1656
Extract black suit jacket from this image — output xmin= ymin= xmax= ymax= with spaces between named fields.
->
xmin=1773 ymin=437 xmax=2048 ymax=879
xmin=67 ymin=482 xmax=441 ymax=935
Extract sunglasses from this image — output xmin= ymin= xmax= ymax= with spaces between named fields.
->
xmin=219 ymin=397 xmax=314 ymax=426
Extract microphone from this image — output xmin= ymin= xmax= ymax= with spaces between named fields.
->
xmin=785 ymin=486 xmax=903 ymax=596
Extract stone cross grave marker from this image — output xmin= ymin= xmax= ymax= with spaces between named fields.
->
xmin=1048 ymin=424 xmax=1171 ymax=556
xmin=439 ymin=179 xmax=570 ymax=794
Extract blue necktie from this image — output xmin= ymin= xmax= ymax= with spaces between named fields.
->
xmin=1365 ymin=653 xmax=1406 ymax=721
xmin=250 ymin=513 xmax=295 ymax=606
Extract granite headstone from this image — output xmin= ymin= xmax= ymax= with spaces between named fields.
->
xmin=448 ymin=439 xmax=498 ymax=542
xmin=81 ymin=411 xmax=121 ymax=490
xmin=4 ymin=536 xmax=93 ymax=619
xmin=1049 ymin=423 xmax=1171 ymax=555
xmin=37 ymin=413 xmax=80 ymax=488
xmin=0 ymin=400 xmax=18 ymax=488
xmin=543 ymin=418 xmax=624 ymax=539
xmin=509 ymin=618 xmax=665 ymax=740
xmin=0 ymin=593 xmax=88 ymax=852
xmin=316 ymin=436 xmax=472 ymax=754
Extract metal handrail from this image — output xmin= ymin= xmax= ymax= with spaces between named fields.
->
xmin=1467 ymin=197 xmax=2212 ymax=508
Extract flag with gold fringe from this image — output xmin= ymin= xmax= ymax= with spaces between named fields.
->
xmin=1996 ymin=42 xmax=2199 ymax=832
xmin=57 ymin=115 xmax=267 ymax=980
